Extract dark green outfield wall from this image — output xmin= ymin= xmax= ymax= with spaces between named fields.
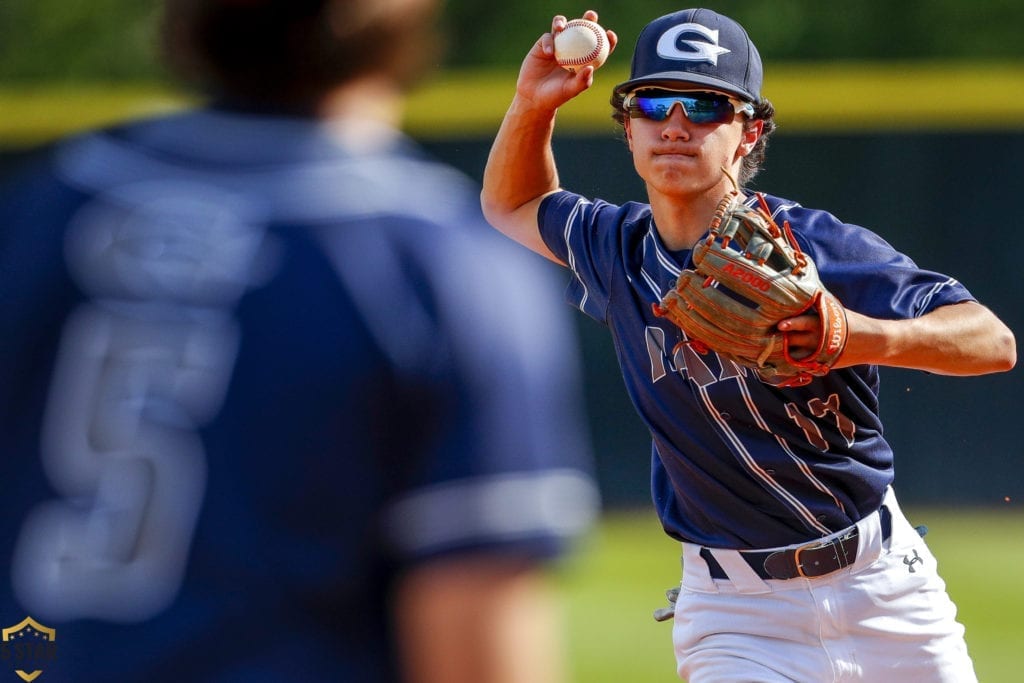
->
xmin=3 ymin=130 xmax=1021 ymax=507
xmin=423 ymin=130 xmax=1024 ymax=507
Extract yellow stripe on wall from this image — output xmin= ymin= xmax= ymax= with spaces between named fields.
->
xmin=1 ymin=62 xmax=1022 ymax=147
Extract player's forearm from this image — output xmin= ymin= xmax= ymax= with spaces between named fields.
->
xmin=481 ymin=97 xmax=561 ymax=245
xmin=841 ymin=302 xmax=1016 ymax=375
xmin=484 ymin=95 xmax=561 ymax=204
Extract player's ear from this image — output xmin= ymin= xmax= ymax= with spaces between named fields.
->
xmin=624 ymin=117 xmax=634 ymax=150
xmin=736 ymin=119 xmax=763 ymax=157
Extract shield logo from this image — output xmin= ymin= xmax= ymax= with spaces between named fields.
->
xmin=2 ymin=617 xmax=57 ymax=682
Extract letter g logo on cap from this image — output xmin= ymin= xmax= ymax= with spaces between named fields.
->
xmin=656 ymin=23 xmax=731 ymax=65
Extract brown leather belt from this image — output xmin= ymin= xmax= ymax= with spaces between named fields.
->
xmin=700 ymin=506 xmax=892 ymax=581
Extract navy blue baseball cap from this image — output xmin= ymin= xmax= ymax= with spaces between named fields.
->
xmin=613 ymin=8 xmax=763 ymax=104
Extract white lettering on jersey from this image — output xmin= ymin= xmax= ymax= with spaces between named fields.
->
xmin=12 ymin=180 xmax=270 ymax=622
xmin=645 ymin=325 xmax=743 ymax=387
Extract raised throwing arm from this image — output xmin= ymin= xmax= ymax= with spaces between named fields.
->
xmin=481 ymin=11 xmax=617 ymax=262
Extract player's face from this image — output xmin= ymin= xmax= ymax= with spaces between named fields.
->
xmin=624 ymin=89 xmax=760 ymax=201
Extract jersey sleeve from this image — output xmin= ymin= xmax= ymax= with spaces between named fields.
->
xmin=784 ymin=204 xmax=975 ymax=319
xmin=537 ymin=190 xmax=626 ymax=324
xmin=321 ymin=179 xmax=601 ymax=566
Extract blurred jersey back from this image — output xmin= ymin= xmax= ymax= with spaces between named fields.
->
xmin=0 ymin=110 xmax=597 ymax=682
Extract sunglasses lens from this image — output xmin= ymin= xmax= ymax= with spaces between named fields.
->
xmin=629 ymin=92 xmax=736 ymax=124
xmin=683 ymin=95 xmax=733 ymax=123
xmin=633 ymin=97 xmax=675 ymax=121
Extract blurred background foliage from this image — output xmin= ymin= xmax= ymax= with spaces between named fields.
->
xmin=0 ymin=0 xmax=1020 ymax=83
xmin=443 ymin=0 xmax=1022 ymax=67
xmin=0 ymin=0 xmax=161 ymax=81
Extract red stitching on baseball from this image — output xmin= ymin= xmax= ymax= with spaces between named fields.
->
xmin=559 ymin=21 xmax=605 ymax=66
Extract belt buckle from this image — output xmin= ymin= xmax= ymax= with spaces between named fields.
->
xmin=792 ymin=540 xmax=828 ymax=579
xmin=793 ymin=530 xmax=855 ymax=579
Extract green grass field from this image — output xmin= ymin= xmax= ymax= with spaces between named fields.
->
xmin=556 ymin=508 xmax=1024 ymax=682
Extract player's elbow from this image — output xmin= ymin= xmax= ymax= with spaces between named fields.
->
xmin=946 ymin=303 xmax=1016 ymax=375
xmin=982 ymin=303 xmax=1017 ymax=372
xmin=479 ymin=191 xmax=562 ymax=264
xmin=478 ymin=190 xmax=535 ymax=242
xmin=991 ymin=325 xmax=1016 ymax=372
xmin=972 ymin=316 xmax=1016 ymax=374
xmin=479 ymin=189 xmax=507 ymax=233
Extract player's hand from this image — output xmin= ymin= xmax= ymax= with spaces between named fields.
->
xmin=515 ymin=10 xmax=617 ymax=113
xmin=780 ymin=309 xmax=866 ymax=367
xmin=776 ymin=314 xmax=822 ymax=361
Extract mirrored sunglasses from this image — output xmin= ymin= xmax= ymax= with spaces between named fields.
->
xmin=624 ymin=89 xmax=755 ymax=124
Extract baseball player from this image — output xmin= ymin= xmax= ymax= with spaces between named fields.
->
xmin=481 ymin=7 xmax=1016 ymax=682
xmin=0 ymin=1 xmax=598 ymax=681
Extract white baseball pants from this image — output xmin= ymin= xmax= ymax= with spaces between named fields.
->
xmin=672 ymin=488 xmax=976 ymax=682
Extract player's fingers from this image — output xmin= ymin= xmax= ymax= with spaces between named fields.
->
xmin=777 ymin=315 xmax=817 ymax=333
xmin=785 ymin=331 xmax=817 ymax=347
xmin=779 ymin=315 xmax=822 ymax=358
xmin=540 ymin=15 xmax=568 ymax=56
xmin=607 ymin=29 xmax=619 ymax=53
xmin=537 ymin=32 xmax=555 ymax=57
xmin=572 ymin=65 xmax=596 ymax=90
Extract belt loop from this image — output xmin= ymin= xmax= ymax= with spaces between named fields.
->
xmin=681 ymin=543 xmax=719 ymax=593
xmin=852 ymin=505 xmax=885 ymax=569
xmin=708 ymin=549 xmax=772 ymax=594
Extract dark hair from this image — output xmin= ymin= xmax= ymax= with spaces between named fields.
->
xmin=161 ymin=0 xmax=442 ymax=110
xmin=610 ymin=92 xmax=777 ymax=187
xmin=740 ymin=99 xmax=776 ymax=186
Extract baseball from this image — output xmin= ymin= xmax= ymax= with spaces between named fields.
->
xmin=554 ymin=18 xmax=609 ymax=72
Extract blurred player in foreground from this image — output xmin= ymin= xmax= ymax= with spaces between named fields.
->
xmin=481 ymin=7 xmax=1015 ymax=682
xmin=0 ymin=0 xmax=599 ymax=681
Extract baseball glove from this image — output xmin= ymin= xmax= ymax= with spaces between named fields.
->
xmin=653 ymin=192 xmax=848 ymax=387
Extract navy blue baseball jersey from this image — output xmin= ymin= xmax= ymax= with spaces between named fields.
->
xmin=0 ymin=110 xmax=598 ymax=682
xmin=539 ymin=189 xmax=972 ymax=549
